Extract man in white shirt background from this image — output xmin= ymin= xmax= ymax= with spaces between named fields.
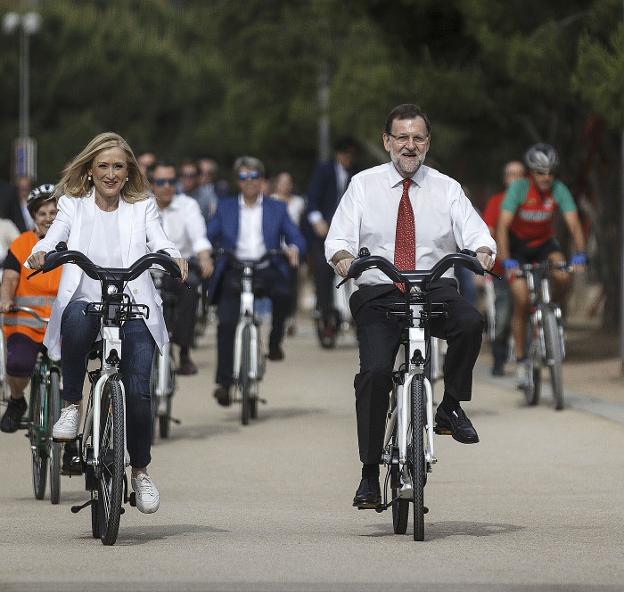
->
xmin=325 ymin=104 xmax=496 ymax=509
xmin=149 ymin=160 xmax=213 ymax=375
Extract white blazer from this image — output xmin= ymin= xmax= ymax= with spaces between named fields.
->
xmin=29 ymin=192 xmax=181 ymax=360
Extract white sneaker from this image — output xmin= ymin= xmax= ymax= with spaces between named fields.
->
xmin=131 ymin=473 xmax=160 ymax=514
xmin=52 ymin=404 xmax=80 ymax=440
xmin=516 ymin=360 xmax=529 ymax=390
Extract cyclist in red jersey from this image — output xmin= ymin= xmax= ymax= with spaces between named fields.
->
xmin=496 ymin=144 xmax=586 ymax=386
xmin=482 ymin=160 xmax=526 ymax=376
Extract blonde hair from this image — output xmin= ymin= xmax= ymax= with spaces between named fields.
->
xmin=53 ymin=132 xmax=150 ymax=203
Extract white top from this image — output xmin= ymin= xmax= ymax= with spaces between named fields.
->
xmin=325 ymin=162 xmax=497 ymax=287
xmin=271 ymin=194 xmax=306 ymax=226
xmin=71 ymin=207 xmax=125 ymax=303
xmin=157 ymin=193 xmax=211 ymax=259
xmin=236 ymin=195 xmax=266 ymax=260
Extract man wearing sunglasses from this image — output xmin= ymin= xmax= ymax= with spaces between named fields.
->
xmin=206 ymin=156 xmax=305 ymax=407
xmin=149 ymin=160 xmax=213 ymax=375
xmin=496 ymin=143 xmax=586 ymax=388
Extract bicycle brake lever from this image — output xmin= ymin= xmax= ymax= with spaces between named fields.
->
xmin=486 ymin=270 xmax=503 ymax=280
xmin=27 ymin=269 xmax=42 ymax=279
xmin=336 ymin=277 xmax=350 ymax=288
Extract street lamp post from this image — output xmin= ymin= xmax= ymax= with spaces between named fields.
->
xmin=2 ymin=10 xmax=41 ymax=180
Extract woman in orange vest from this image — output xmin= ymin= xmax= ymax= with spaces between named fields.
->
xmin=0 ymin=185 xmax=62 ymax=435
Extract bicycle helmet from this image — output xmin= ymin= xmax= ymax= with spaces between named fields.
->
xmin=26 ymin=184 xmax=55 ymax=216
xmin=524 ymin=143 xmax=559 ymax=172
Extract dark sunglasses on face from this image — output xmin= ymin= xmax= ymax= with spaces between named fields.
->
xmin=152 ymin=178 xmax=177 ymax=187
xmin=238 ymin=171 xmax=261 ymax=181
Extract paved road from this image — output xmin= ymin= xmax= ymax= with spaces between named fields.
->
xmin=1 ymin=325 xmax=623 ymax=592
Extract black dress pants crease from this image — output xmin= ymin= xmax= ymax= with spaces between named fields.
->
xmin=352 ymin=280 xmax=483 ymax=464
xmin=310 ymin=238 xmax=335 ymax=320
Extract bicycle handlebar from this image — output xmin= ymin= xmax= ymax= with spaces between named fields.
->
xmin=338 ymin=248 xmax=498 ymax=291
xmin=28 ymin=242 xmax=182 ymax=283
xmin=212 ymin=248 xmax=287 ymax=269
xmin=2 ymin=306 xmax=49 ymax=324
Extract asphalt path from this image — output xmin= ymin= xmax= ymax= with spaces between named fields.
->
xmin=1 ymin=324 xmax=623 ymax=592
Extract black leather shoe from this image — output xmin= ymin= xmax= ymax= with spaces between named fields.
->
xmin=267 ymin=345 xmax=284 ymax=361
xmin=177 ymin=357 xmax=198 ymax=375
xmin=434 ymin=405 xmax=480 ymax=444
xmin=352 ymin=476 xmax=381 ymax=509
xmin=213 ymin=385 xmax=231 ymax=407
xmin=0 ymin=397 xmax=27 ymax=433
xmin=491 ymin=364 xmax=505 ymax=377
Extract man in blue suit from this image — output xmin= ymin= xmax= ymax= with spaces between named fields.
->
xmin=207 ymin=156 xmax=306 ymax=406
xmin=306 ymin=137 xmax=357 ymax=336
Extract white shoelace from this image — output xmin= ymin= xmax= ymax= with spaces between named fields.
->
xmin=135 ymin=474 xmax=155 ymax=496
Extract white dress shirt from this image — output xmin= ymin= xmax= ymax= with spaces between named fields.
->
xmin=236 ymin=195 xmax=266 ymax=260
xmin=157 ymin=193 xmax=211 ymax=259
xmin=325 ymin=162 xmax=497 ymax=287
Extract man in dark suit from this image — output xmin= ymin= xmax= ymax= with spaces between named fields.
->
xmin=306 ymin=137 xmax=357 ymax=334
xmin=3 ymin=176 xmax=34 ymax=232
xmin=206 ymin=156 xmax=306 ymax=406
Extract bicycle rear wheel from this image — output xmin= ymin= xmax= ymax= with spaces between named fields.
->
xmin=543 ymin=307 xmax=564 ymax=410
xmin=97 ymin=377 xmax=125 ymax=546
xmin=48 ymin=370 xmax=62 ymax=505
xmin=410 ymin=378 xmax=426 ymax=541
xmin=30 ymin=375 xmax=48 ymax=500
xmin=240 ymin=324 xmax=253 ymax=426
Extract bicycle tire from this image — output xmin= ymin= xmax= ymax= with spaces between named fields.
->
xmin=316 ymin=312 xmax=338 ymax=349
xmin=240 ymin=324 xmax=252 ymax=426
xmin=159 ymin=395 xmax=172 ymax=439
xmin=390 ymin=425 xmax=409 ymax=535
xmin=30 ymin=375 xmax=48 ymax=500
xmin=97 ymin=377 xmax=125 ymax=546
xmin=523 ymin=340 xmax=541 ymax=406
xmin=90 ymin=491 xmax=100 ymax=538
xmin=410 ymin=377 xmax=426 ymax=541
xmin=48 ymin=370 xmax=62 ymax=505
xmin=543 ymin=307 xmax=564 ymax=410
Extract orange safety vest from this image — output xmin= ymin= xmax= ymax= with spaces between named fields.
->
xmin=2 ymin=231 xmax=62 ymax=343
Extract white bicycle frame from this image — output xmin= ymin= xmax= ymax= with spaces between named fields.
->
xmin=232 ymin=264 xmax=262 ymax=385
xmin=382 ymin=301 xmax=437 ymax=498
xmin=81 ymin=326 xmax=129 ymax=471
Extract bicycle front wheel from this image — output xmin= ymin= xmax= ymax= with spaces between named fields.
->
xmin=390 ymin=425 xmax=409 ymax=535
xmin=240 ymin=324 xmax=253 ymax=426
xmin=410 ymin=378 xmax=426 ymax=541
xmin=523 ymin=340 xmax=541 ymax=406
xmin=543 ymin=307 xmax=564 ymax=410
xmin=30 ymin=375 xmax=48 ymax=500
xmin=48 ymin=370 xmax=62 ymax=505
xmin=97 ymin=377 xmax=125 ymax=546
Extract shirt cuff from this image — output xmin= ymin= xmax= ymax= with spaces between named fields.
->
xmin=193 ymin=237 xmax=212 ymax=255
xmin=307 ymin=211 xmax=324 ymax=225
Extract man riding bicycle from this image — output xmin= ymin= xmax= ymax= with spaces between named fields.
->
xmin=206 ymin=156 xmax=305 ymax=407
xmin=496 ymin=143 xmax=586 ymax=387
xmin=325 ymin=104 xmax=496 ymax=509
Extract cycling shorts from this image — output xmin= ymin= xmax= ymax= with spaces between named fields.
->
xmin=509 ymin=234 xmax=563 ymax=265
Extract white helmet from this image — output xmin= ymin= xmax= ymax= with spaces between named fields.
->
xmin=525 ymin=143 xmax=559 ymax=172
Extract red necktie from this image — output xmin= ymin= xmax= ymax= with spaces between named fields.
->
xmin=394 ymin=178 xmax=415 ymax=291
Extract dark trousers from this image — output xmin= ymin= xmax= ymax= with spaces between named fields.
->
xmin=60 ymin=300 xmax=155 ymax=468
xmin=492 ymin=277 xmax=512 ymax=368
xmin=310 ymin=238 xmax=335 ymax=319
xmin=162 ymin=266 xmax=201 ymax=350
xmin=216 ymin=266 xmax=290 ymax=387
xmin=352 ymin=281 xmax=484 ymax=464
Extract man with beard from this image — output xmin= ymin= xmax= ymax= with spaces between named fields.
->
xmin=325 ymin=104 xmax=496 ymax=509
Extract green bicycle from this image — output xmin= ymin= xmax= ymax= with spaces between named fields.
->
xmin=8 ymin=307 xmax=64 ymax=503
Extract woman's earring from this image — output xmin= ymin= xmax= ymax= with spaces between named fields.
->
xmin=88 ymin=174 xmax=92 ymax=182
xmin=125 ymin=177 xmax=129 ymax=181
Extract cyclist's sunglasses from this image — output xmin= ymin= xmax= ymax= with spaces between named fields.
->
xmin=238 ymin=171 xmax=261 ymax=181
xmin=152 ymin=178 xmax=177 ymax=187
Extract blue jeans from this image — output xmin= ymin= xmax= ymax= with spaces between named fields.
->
xmin=60 ymin=300 xmax=155 ymax=468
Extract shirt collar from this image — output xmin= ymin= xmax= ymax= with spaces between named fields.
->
xmin=238 ymin=193 xmax=264 ymax=208
xmin=387 ymin=162 xmax=425 ymax=189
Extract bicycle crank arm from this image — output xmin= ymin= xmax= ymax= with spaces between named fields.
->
xmin=70 ymin=499 xmax=95 ymax=514
xmin=169 ymin=416 xmax=182 ymax=425
xmin=376 ymin=499 xmax=429 ymax=514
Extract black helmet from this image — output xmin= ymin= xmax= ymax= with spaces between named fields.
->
xmin=27 ymin=184 xmax=55 ymax=217
xmin=524 ymin=143 xmax=559 ymax=172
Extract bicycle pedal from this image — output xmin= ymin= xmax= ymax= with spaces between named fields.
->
xmin=119 ymin=507 xmax=125 ymax=515
xmin=259 ymin=398 xmax=267 ymax=405
xmin=170 ymin=416 xmax=182 ymax=425
xmin=433 ymin=425 xmax=452 ymax=436
xmin=129 ymin=492 xmax=136 ymax=507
